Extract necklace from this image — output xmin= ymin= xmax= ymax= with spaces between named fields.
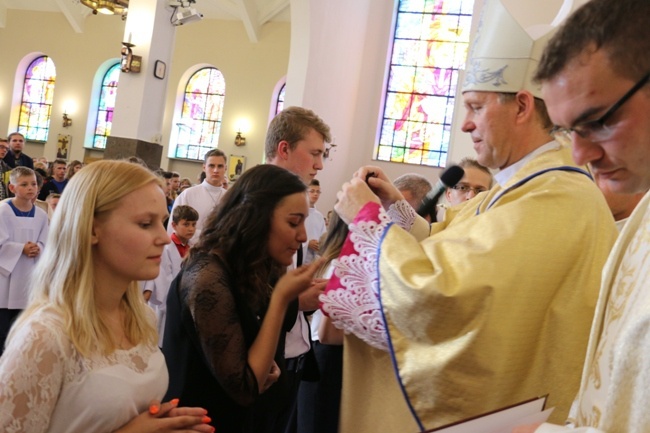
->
xmin=205 ymin=184 xmax=224 ymax=207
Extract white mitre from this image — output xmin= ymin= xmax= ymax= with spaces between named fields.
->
xmin=463 ymin=0 xmax=577 ymax=98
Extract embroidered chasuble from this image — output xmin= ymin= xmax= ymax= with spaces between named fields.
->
xmin=322 ymin=144 xmax=618 ymax=432
xmin=537 ymin=190 xmax=650 ymax=433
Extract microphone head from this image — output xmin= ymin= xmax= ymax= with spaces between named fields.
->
xmin=440 ymin=165 xmax=465 ymax=188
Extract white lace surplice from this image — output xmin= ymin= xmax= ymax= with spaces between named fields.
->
xmin=0 ymin=308 xmax=168 ymax=433
xmin=320 ymin=201 xmax=417 ymax=351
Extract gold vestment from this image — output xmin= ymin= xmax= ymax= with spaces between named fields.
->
xmin=340 ymin=145 xmax=618 ymax=432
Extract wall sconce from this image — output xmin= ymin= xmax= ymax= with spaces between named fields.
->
xmin=234 ymin=130 xmax=246 ymax=147
xmin=324 ymin=143 xmax=337 ymax=159
xmin=121 ymin=40 xmax=142 ymax=73
xmin=62 ymin=112 xmax=72 ymax=128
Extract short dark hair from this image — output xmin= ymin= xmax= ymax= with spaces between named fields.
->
xmin=496 ymin=93 xmax=553 ymax=131
xmin=535 ymin=0 xmax=650 ymax=83
xmin=35 ymin=171 xmax=44 ymax=189
xmin=458 ymin=158 xmax=491 ymax=176
xmin=265 ymin=106 xmax=331 ymax=160
xmin=309 ymin=179 xmax=320 ymax=187
xmin=7 ymin=132 xmax=24 ymax=142
xmin=126 ymin=156 xmax=148 ymax=168
xmin=393 ymin=173 xmax=432 ymax=204
xmin=172 ymin=205 xmax=199 ymax=224
xmin=204 ymin=149 xmax=226 ymax=164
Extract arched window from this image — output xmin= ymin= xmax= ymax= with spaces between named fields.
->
xmin=375 ymin=1 xmax=475 ymax=167
xmin=92 ymin=62 xmax=121 ymax=149
xmin=172 ymin=67 xmax=226 ymax=160
xmin=275 ymin=82 xmax=286 ymax=115
xmin=17 ymin=56 xmax=56 ymax=142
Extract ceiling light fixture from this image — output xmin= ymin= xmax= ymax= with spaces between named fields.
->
xmin=80 ymin=0 xmax=129 ymax=16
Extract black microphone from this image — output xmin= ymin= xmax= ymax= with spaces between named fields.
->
xmin=417 ymin=165 xmax=465 ymax=222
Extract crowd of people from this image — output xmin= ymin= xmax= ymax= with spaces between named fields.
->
xmin=0 ymin=0 xmax=649 ymax=432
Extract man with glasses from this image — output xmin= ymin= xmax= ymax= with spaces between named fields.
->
xmin=319 ymin=0 xmax=619 ymax=431
xmin=515 ymin=0 xmax=650 ymax=432
xmin=445 ymin=157 xmax=493 ymax=206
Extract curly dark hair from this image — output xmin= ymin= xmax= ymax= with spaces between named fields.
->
xmin=190 ymin=164 xmax=307 ymax=311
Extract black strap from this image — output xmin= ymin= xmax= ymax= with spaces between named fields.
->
xmin=296 ymin=244 xmax=303 ymax=267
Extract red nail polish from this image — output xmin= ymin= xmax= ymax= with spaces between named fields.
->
xmin=170 ymin=398 xmax=179 ymax=406
xmin=202 ymin=416 xmax=212 ymax=423
xmin=149 ymin=405 xmax=159 ymax=415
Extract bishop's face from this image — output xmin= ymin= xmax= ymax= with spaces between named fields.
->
xmin=461 ymin=91 xmax=519 ymax=171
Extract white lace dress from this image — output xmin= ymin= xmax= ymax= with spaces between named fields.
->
xmin=0 ymin=307 xmax=168 ymax=433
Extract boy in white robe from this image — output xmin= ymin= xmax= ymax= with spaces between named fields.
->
xmin=0 ymin=167 xmax=48 ymax=353
xmin=143 ymin=205 xmax=197 ymax=346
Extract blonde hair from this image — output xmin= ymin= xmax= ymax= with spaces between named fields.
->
xmin=9 ymin=166 xmax=35 ymax=185
xmin=9 ymin=160 xmax=160 ymax=356
xmin=315 ymin=211 xmax=349 ymax=278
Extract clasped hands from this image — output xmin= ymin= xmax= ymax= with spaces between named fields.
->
xmin=115 ymin=398 xmax=215 ymax=433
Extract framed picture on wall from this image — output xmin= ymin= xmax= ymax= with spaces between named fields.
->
xmin=154 ymin=60 xmax=166 ymax=79
xmin=57 ymin=134 xmax=71 ymax=160
xmin=228 ymin=155 xmax=245 ymax=181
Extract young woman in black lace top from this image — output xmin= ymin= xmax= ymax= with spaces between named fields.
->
xmin=163 ymin=164 xmax=321 ymax=433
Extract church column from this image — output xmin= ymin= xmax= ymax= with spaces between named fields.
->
xmin=106 ymin=0 xmax=176 ymax=169
xmin=286 ymin=0 xmax=396 ymax=211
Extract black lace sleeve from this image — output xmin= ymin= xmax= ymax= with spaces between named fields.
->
xmin=181 ymin=254 xmax=261 ymax=406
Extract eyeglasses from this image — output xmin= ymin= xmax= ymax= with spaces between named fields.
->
xmin=451 ymin=184 xmax=488 ymax=195
xmin=308 ymin=189 xmax=321 ymax=194
xmin=550 ymin=72 xmax=650 ymax=143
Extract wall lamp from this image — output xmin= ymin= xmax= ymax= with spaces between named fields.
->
xmin=63 ymin=112 xmax=72 ymax=128
xmin=234 ymin=130 xmax=246 ymax=147
xmin=121 ymin=41 xmax=142 ymax=73
xmin=324 ymin=143 xmax=337 ymax=159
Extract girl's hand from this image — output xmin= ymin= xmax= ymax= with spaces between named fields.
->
xmin=274 ymin=259 xmax=324 ymax=303
xmin=114 ymin=399 xmax=214 ymax=433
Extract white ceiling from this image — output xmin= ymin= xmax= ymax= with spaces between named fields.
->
xmin=1 ymin=0 xmax=290 ymax=42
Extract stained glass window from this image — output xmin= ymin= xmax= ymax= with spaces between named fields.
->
xmin=92 ymin=63 xmax=121 ymax=149
xmin=172 ymin=67 xmax=226 ymax=160
xmin=17 ymin=56 xmax=56 ymax=142
xmin=376 ymin=0 xmax=474 ymax=167
xmin=276 ymin=83 xmax=286 ymax=115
